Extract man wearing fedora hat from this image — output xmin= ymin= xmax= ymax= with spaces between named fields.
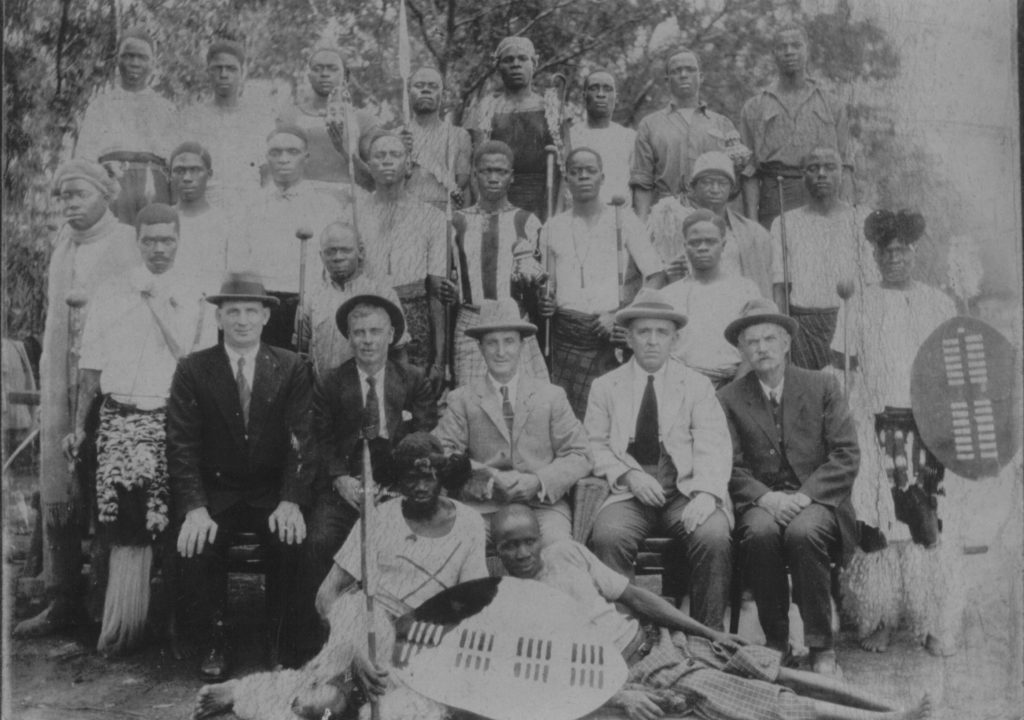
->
xmin=435 ymin=299 xmax=591 ymax=544
xmin=648 ymin=150 xmax=773 ymax=296
xmin=719 ymin=297 xmax=859 ymax=675
xmin=304 ymin=293 xmax=437 ymax=630
xmin=587 ymin=288 xmax=734 ymax=631
xmin=167 ymin=271 xmax=315 ymax=678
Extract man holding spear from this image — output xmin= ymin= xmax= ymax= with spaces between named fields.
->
xmin=539 ymin=147 xmax=665 ymax=419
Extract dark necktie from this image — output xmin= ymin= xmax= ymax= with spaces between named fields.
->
xmin=236 ymin=356 xmax=251 ymax=429
xmin=363 ymin=374 xmax=380 ymax=440
xmin=769 ymin=390 xmax=783 ymax=446
xmin=500 ymin=385 xmax=514 ymax=438
xmin=633 ymin=375 xmax=660 ymax=465
xmin=481 ymin=212 xmax=500 ymax=300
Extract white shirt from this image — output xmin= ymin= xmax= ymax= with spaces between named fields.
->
xmin=75 ymin=85 xmax=175 ymax=160
xmin=223 ymin=344 xmax=259 ymax=389
xmin=79 ymin=268 xmax=207 ymax=408
xmin=759 ymin=376 xmax=785 ymax=405
xmin=629 ymin=359 xmax=668 ymax=435
xmin=541 ymin=206 xmax=663 ymax=314
xmin=357 ymin=363 xmax=389 ymax=439
xmin=568 ymin=122 xmax=636 ymax=204
xmin=174 ymin=206 xmax=241 ymax=296
xmin=487 ymin=371 xmax=520 ymax=408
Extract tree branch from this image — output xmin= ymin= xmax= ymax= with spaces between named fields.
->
xmin=452 ymin=0 xmax=521 ymax=30
xmin=406 ymin=0 xmax=442 ymax=67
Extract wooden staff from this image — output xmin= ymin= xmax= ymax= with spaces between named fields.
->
xmin=836 ymin=279 xmax=855 ymax=395
xmin=295 ymin=226 xmax=314 ymax=356
xmin=398 ymin=0 xmax=412 ymax=124
xmin=776 ymin=175 xmax=791 ymax=315
xmin=611 ymin=195 xmax=627 ymax=307
xmin=360 ymin=439 xmax=381 ymax=720
xmin=443 ymin=117 xmax=460 ymax=389
xmin=543 ymin=144 xmax=559 ymax=359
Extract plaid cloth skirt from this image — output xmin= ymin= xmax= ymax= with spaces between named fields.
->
xmin=395 ymin=284 xmax=432 ymax=369
xmin=789 ymin=305 xmax=839 ymax=371
xmin=551 ymin=308 xmax=619 ymax=420
xmin=626 ymin=628 xmax=814 ymax=720
xmin=453 ymin=302 xmax=549 ymax=388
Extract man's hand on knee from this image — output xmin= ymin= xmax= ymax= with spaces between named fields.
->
xmin=679 ymin=492 xmax=716 ymax=534
xmin=612 ymin=688 xmax=665 ymax=720
xmin=177 ymin=507 xmax=218 ymax=558
xmin=353 ymin=651 xmax=388 ymax=697
xmin=625 ymin=470 xmax=666 ymax=507
xmin=757 ymin=491 xmax=803 ymax=527
xmin=269 ymin=500 xmax=306 ymax=545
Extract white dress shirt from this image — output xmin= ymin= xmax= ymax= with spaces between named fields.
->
xmin=759 ymin=376 xmax=785 ymax=405
xmin=224 ymin=344 xmax=259 ymax=390
xmin=487 ymin=371 xmax=520 ymax=409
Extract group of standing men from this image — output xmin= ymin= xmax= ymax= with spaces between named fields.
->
xmin=19 ymin=19 xmax=960 ymax=720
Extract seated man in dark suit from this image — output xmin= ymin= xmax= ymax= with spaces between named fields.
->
xmin=718 ymin=298 xmax=859 ymax=675
xmin=167 ymin=272 xmax=315 ymax=680
xmin=304 ymin=294 xmax=437 ymax=621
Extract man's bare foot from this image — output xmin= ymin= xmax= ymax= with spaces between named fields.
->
xmin=13 ymin=600 xmax=79 ymax=638
xmin=860 ymin=625 xmax=892 ymax=653
xmin=897 ymin=693 xmax=933 ymax=720
xmin=193 ymin=680 xmax=237 ymax=719
xmin=924 ymin=634 xmax=956 ymax=657
xmin=809 ymin=648 xmax=842 ymax=677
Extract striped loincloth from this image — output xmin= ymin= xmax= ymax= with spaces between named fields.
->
xmin=95 ymin=398 xmax=169 ymax=547
xmin=788 ymin=305 xmax=838 ymax=371
xmin=551 ymin=308 xmax=619 ymax=420
xmin=453 ymin=302 xmax=549 ymax=387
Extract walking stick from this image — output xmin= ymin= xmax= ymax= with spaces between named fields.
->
xmin=776 ymin=175 xmax=791 ymax=315
xmin=398 ymin=0 xmax=412 ymax=125
xmin=65 ymin=297 xmax=85 ymax=472
xmin=836 ymin=280 xmax=855 ymax=395
xmin=360 ymin=439 xmax=381 ymax=720
xmin=543 ymin=145 xmax=558 ymax=359
xmin=295 ymin=226 xmax=313 ymax=356
xmin=611 ymin=195 xmax=627 ymax=308
xmin=443 ymin=119 xmax=460 ymax=389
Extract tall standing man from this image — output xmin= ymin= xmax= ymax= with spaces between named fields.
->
xmin=630 ymin=48 xmax=748 ymax=221
xmin=540 ymin=147 xmax=665 ymax=419
xmin=567 ymin=70 xmax=635 ymax=204
xmin=587 ymin=289 xmax=734 ymax=631
xmin=15 ymin=160 xmax=138 ymax=637
xmin=75 ymin=28 xmax=175 ymax=223
xmin=178 ymin=40 xmax=268 ymax=213
xmin=740 ymin=25 xmax=852 ymax=228
xmin=719 ymin=298 xmax=859 ymax=675
xmin=464 ymin=36 xmax=564 ymax=221
xmin=167 ymin=272 xmax=314 ymax=678
xmin=451 ymin=140 xmax=548 ymax=387
xmin=435 ymin=301 xmax=592 ymax=544
xmin=770 ymin=147 xmax=875 ymax=369
xmin=401 ymin=66 xmax=471 ymax=211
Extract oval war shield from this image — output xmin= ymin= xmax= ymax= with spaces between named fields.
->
xmin=911 ymin=316 xmax=1019 ymax=479
xmin=391 ymin=576 xmax=627 ymax=720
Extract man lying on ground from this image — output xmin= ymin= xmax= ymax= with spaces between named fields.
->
xmin=493 ymin=504 xmax=933 ymax=720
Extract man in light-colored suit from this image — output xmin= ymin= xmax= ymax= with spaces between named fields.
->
xmin=435 ymin=299 xmax=592 ymax=544
xmin=586 ymin=288 xmax=733 ymax=631
xmin=718 ymin=298 xmax=859 ymax=675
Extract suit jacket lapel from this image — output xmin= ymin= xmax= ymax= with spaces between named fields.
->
xmin=475 ymin=380 xmax=511 ymax=443
xmin=384 ymin=361 xmax=405 ymax=435
xmin=743 ymin=372 xmax=782 ymax=452
xmin=209 ymin=347 xmax=248 ymax=448
xmin=512 ymin=379 xmax=537 ymax=441
xmin=781 ymin=365 xmax=805 ymax=442
xmin=248 ymin=345 xmax=283 ymax=445
xmin=661 ymin=362 xmax=686 ymax=435
xmin=610 ymin=368 xmax=634 ymax=448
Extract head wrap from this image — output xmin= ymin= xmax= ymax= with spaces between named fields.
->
xmin=206 ymin=39 xmax=245 ymax=65
xmin=169 ymin=141 xmax=213 ymax=171
xmin=864 ymin=209 xmax=926 ymax=247
xmin=267 ymin=124 xmax=309 ymax=147
xmin=493 ymin=36 xmax=537 ymax=63
xmin=53 ymin=159 xmax=120 ymax=199
xmin=385 ymin=432 xmax=471 ymax=495
xmin=119 ymin=27 xmax=156 ymax=54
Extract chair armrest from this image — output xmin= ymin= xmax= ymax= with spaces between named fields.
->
xmin=571 ymin=476 xmax=611 ymax=544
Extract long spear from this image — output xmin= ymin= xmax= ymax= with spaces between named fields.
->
xmin=776 ymin=175 xmax=791 ymax=315
xmin=398 ymin=0 xmax=412 ymax=124
xmin=443 ymin=115 xmax=460 ymax=389
xmin=543 ymin=145 xmax=558 ymax=360
xmin=360 ymin=439 xmax=380 ymax=720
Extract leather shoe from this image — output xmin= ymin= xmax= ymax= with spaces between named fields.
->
xmin=199 ymin=645 xmax=230 ymax=680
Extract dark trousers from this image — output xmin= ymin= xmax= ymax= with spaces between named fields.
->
xmin=590 ymin=492 xmax=732 ymax=631
xmin=736 ymin=502 xmax=839 ymax=649
xmin=264 ymin=291 xmax=300 ymax=352
xmin=299 ymin=493 xmax=360 ymax=649
xmin=177 ymin=502 xmax=301 ymax=645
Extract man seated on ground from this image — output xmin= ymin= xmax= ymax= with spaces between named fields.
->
xmin=587 ymin=288 xmax=733 ymax=632
xmin=304 ymin=293 xmax=436 ymax=646
xmin=495 ymin=504 xmax=933 ymax=720
xmin=193 ymin=433 xmax=485 ymax=720
xmin=434 ymin=300 xmax=591 ymax=544
xmin=660 ymin=209 xmax=761 ymax=388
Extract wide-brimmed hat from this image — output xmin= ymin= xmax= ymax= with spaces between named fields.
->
xmin=335 ymin=293 xmax=406 ymax=346
xmin=464 ymin=299 xmax=538 ymax=340
xmin=206 ymin=271 xmax=279 ymax=306
xmin=723 ymin=298 xmax=799 ymax=346
xmin=614 ymin=288 xmax=687 ymax=328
